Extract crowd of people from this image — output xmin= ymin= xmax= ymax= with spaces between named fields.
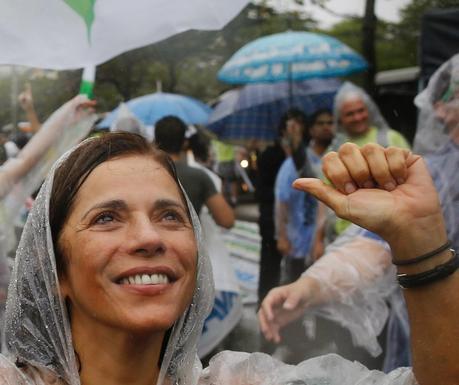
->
xmin=257 ymin=54 xmax=459 ymax=376
xmin=0 ymin=52 xmax=457 ymax=385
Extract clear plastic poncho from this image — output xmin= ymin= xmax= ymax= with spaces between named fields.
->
xmin=413 ymin=53 xmax=459 ymax=251
xmin=0 ymin=96 xmax=97 ymax=344
xmin=0 ymin=96 xmax=97 ymax=257
xmin=299 ymin=226 xmax=408 ymax=361
xmin=0 ymin=140 xmax=415 ymax=384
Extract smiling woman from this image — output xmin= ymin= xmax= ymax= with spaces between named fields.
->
xmin=3 ymin=132 xmax=214 ymax=385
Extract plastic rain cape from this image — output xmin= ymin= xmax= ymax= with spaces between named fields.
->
xmin=0 ymin=142 xmax=415 ymax=384
xmin=413 ymin=53 xmax=459 ymax=251
xmin=0 ymin=96 xmax=97 ymax=338
xmin=299 ymin=226 xmax=409 ymax=365
xmin=0 ymin=96 xmax=97 ymax=258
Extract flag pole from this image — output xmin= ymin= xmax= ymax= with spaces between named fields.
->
xmin=10 ymin=65 xmax=18 ymax=132
xmin=79 ymin=65 xmax=96 ymax=99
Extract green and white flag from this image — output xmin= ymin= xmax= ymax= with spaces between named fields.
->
xmin=0 ymin=0 xmax=248 ymax=70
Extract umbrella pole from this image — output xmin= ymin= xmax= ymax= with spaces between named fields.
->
xmin=288 ymin=62 xmax=293 ymax=107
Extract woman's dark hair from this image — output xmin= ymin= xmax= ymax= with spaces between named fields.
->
xmin=50 ymin=132 xmax=184 ymax=275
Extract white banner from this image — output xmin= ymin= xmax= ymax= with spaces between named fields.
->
xmin=0 ymin=0 xmax=248 ymax=69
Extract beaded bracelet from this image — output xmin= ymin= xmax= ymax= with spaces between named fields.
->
xmin=397 ymin=248 xmax=458 ymax=289
xmin=392 ymin=240 xmax=452 ymax=266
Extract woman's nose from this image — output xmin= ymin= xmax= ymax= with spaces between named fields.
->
xmin=126 ymin=217 xmax=165 ymax=257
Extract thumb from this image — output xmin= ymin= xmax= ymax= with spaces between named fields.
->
xmin=293 ymin=178 xmax=346 ymax=213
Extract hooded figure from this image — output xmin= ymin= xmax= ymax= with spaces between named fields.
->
xmin=0 ymin=133 xmax=415 ymax=385
xmin=331 ymin=82 xmax=409 ymax=151
xmin=414 ymin=53 xmax=459 ymax=251
xmin=2 ymin=132 xmax=214 ymax=385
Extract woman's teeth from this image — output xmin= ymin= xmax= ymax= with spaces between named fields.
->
xmin=121 ymin=274 xmax=169 ymax=285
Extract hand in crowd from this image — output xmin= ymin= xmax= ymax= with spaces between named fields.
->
xmin=258 ymin=275 xmax=319 ymax=343
xmin=259 ymin=142 xmax=446 ymax=342
xmin=68 ymin=95 xmax=97 ymax=124
xmin=18 ymin=83 xmax=34 ymax=111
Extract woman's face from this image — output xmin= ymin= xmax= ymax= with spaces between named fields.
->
xmin=58 ymin=154 xmax=197 ymax=334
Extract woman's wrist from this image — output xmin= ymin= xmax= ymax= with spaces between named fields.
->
xmin=387 ymin=212 xmax=448 ymax=263
xmin=297 ymin=275 xmax=326 ymax=307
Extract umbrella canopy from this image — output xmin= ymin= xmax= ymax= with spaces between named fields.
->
xmin=218 ymin=31 xmax=367 ymax=84
xmin=208 ymin=78 xmax=341 ymax=141
xmin=98 ymin=92 xmax=212 ymax=127
xmin=0 ymin=0 xmax=249 ymax=69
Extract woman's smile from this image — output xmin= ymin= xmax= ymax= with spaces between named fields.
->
xmin=114 ymin=265 xmax=178 ymax=295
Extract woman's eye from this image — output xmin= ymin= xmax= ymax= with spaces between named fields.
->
xmin=162 ymin=211 xmax=182 ymax=222
xmin=94 ymin=212 xmax=115 ymax=224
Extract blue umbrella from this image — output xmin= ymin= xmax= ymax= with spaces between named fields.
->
xmin=98 ymin=92 xmax=212 ymax=127
xmin=218 ymin=31 xmax=367 ymax=84
xmin=208 ymin=78 xmax=341 ymax=141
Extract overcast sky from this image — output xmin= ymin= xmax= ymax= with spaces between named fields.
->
xmin=265 ymin=0 xmax=412 ymax=28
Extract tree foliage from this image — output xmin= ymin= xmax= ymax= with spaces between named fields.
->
xmin=396 ymin=0 xmax=459 ymax=64
xmin=323 ymin=17 xmax=417 ymax=71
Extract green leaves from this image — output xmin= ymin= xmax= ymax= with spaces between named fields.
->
xmin=63 ymin=0 xmax=96 ymax=43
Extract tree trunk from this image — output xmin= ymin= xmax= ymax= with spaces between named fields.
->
xmin=362 ymin=0 xmax=377 ymax=96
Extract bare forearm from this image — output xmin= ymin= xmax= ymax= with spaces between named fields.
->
xmin=397 ymin=248 xmax=459 ymax=384
xmin=206 ymin=193 xmax=234 ymax=229
xmin=313 ymin=202 xmax=326 ymax=243
xmin=275 ymin=201 xmax=289 ymax=239
xmin=407 ymin=276 xmax=459 ymax=384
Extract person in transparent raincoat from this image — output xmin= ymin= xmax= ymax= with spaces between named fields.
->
xmin=0 ymin=96 xmax=96 ymax=342
xmin=414 ymin=53 xmax=459 ymax=251
xmin=0 ymin=132 xmax=456 ymax=385
xmin=258 ymin=54 xmax=459 ymax=374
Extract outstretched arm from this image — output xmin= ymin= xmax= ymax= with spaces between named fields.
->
xmin=294 ymin=143 xmax=458 ymax=384
xmin=205 ymin=193 xmax=235 ymax=229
